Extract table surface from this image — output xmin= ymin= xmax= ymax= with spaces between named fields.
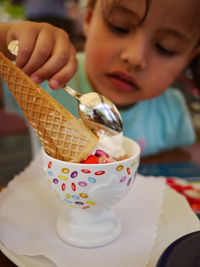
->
xmin=141 ymin=142 xmax=200 ymax=166
xmin=1 ymin=142 xmax=200 ymax=266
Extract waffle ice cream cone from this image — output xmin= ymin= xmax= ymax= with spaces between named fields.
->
xmin=0 ymin=52 xmax=98 ymax=162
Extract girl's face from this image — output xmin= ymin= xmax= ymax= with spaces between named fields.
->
xmin=83 ymin=0 xmax=200 ymax=108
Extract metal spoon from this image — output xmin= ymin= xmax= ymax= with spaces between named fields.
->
xmin=63 ymin=86 xmax=122 ymax=135
xmin=8 ymin=40 xmax=123 ymax=135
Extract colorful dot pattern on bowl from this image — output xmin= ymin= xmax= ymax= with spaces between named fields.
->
xmin=46 ymin=159 xmax=138 ymax=209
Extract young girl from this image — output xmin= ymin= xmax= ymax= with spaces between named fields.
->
xmin=41 ymin=0 xmax=199 ymax=156
xmin=3 ymin=0 xmax=200 ymax=157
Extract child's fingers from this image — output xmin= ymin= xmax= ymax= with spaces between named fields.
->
xmin=49 ymin=48 xmax=78 ymax=89
xmin=7 ymin=21 xmax=77 ymax=87
xmin=7 ymin=22 xmax=39 ymax=68
xmin=30 ymin=35 xmax=77 ymax=87
xmin=32 ymin=45 xmax=77 ymax=89
xmin=21 ymin=39 xmax=54 ymax=76
xmin=15 ymin=35 xmax=39 ymax=69
xmin=21 ymin=26 xmax=65 ymax=75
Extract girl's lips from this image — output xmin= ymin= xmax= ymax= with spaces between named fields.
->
xmin=107 ymin=72 xmax=140 ymax=92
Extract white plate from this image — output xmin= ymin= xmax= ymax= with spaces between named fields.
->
xmin=1 ymin=185 xmax=199 ymax=267
xmin=0 ymin=242 xmax=56 ymax=267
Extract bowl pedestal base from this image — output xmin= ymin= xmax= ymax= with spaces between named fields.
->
xmin=56 ymin=207 xmax=121 ymax=248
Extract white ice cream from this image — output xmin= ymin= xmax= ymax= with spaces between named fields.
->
xmin=94 ymin=131 xmax=125 ymax=158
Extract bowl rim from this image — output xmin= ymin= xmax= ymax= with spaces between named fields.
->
xmin=42 ymin=136 xmax=140 ymax=167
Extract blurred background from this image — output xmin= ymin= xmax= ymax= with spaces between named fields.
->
xmin=0 ymin=0 xmax=200 ymax=186
xmin=0 ymin=0 xmax=86 ymax=50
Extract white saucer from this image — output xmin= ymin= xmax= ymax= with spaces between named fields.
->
xmin=1 ymin=186 xmax=199 ymax=267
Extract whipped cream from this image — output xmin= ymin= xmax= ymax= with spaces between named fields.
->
xmin=94 ymin=131 xmax=125 ymax=158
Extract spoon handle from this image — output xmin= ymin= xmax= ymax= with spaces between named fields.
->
xmin=8 ymin=40 xmax=19 ymax=56
xmin=63 ymin=85 xmax=82 ymax=101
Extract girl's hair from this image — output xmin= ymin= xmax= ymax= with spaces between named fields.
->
xmin=88 ymin=0 xmax=200 ymax=91
xmin=88 ymin=0 xmax=150 ymax=22
xmin=190 ymin=53 xmax=200 ymax=90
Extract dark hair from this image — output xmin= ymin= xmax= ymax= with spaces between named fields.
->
xmin=88 ymin=0 xmax=150 ymax=22
xmin=88 ymin=0 xmax=200 ymax=91
xmin=189 ymin=53 xmax=200 ymax=90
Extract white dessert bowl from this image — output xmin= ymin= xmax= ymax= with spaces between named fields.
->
xmin=42 ymin=137 xmax=140 ymax=248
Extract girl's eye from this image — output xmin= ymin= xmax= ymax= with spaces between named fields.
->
xmin=156 ymin=44 xmax=176 ymax=56
xmin=106 ymin=20 xmax=129 ymax=34
xmin=113 ymin=25 xmax=129 ymax=34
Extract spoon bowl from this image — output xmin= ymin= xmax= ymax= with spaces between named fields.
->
xmin=64 ymin=86 xmax=123 ymax=135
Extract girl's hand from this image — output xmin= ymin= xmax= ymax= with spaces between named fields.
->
xmin=6 ymin=21 xmax=77 ymax=89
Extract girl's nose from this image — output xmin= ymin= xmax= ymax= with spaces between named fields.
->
xmin=120 ymin=31 xmax=148 ymax=71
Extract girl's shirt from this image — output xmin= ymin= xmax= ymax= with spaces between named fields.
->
xmin=3 ymin=53 xmax=196 ymax=157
